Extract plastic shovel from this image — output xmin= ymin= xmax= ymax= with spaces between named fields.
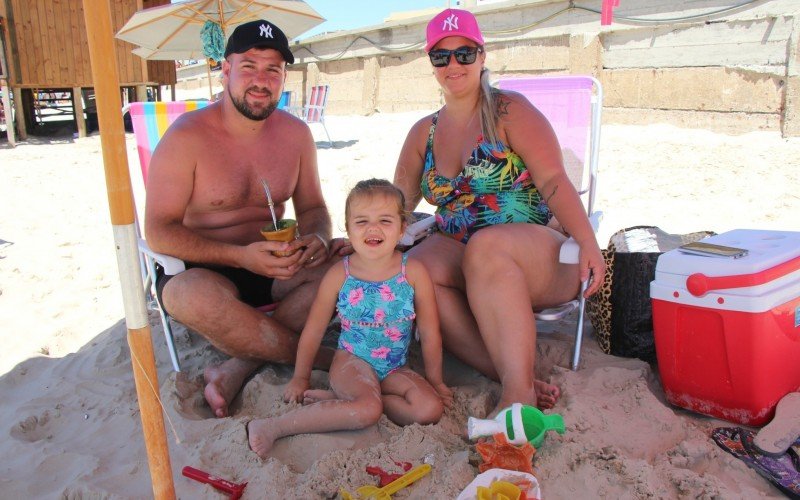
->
xmin=341 ymin=463 xmax=432 ymax=499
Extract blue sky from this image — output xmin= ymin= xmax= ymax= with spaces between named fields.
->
xmin=299 ymin=1 xmax=450 ymax=39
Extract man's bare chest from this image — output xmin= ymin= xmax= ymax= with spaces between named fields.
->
xmin=190 ymin=147 xmax=298 ymax=212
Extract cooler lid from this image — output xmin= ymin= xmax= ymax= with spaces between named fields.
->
xmin=656 ymin=229 xmax=800 ymax=279
xmin=652 ymin=229 xmax=800 ymax=307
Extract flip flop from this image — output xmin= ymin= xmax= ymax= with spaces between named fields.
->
xmin=755 ymin=392 xmax=800 ymax=457
xmin=711 ymin=426 xmax=800 ymax=499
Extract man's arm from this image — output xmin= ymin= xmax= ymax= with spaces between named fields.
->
xmin=286 ymin=124 xmax=332 ymax=263
xmin=144 ymin=114 xmax=244 ymax=266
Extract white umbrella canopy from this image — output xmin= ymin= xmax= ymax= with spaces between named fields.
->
xmin=116 ymin=0 xmax=325 ymax=61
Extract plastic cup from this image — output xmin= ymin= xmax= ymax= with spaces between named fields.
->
xmin=260 ymin=219 xmax=299 ymax=256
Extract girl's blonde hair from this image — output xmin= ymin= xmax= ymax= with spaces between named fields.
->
xmin=344 ymin=179 xmax=409 ymax=228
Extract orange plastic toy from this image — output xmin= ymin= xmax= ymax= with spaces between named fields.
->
xmin=476 ymin=433 xmax=536 ymax=475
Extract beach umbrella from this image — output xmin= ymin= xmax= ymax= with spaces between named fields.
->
xmin=82 ymin=0 xmax=175 ymax=498
xmin=116 ymin=0 xmax=325 ymax=61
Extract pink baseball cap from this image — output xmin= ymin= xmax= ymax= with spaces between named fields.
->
xmin=425 ymin=8 xmax=485 ymax=53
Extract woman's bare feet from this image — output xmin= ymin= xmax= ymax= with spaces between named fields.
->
xmin=247 ymin=419 xmax=282 ymax=459
xmin=534 ymin=379 xmax=560 ymax=410
xmin=203 ymin=358 xmax=262 ymax=418
xmin=302 ymin=389 xmax=336 ymax=405
xmin=490 ymin=379 xmax=561 ymax=417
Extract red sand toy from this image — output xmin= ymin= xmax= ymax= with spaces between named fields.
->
xmin=182 ymin=466 xmax=247 ymax=499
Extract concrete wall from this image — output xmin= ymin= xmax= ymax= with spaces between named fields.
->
xmin=283 ymin=0 xmax=800 ymax=136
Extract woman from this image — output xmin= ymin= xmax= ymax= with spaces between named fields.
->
xmin=393 ymin=8 xmax=605 ymax=415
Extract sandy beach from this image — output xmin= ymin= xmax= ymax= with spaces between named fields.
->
xmin=1 ymin=110 xmax=799 ymax=498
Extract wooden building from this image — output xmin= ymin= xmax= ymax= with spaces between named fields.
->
xmin=0 ymin=0 xmax=176 ymax=142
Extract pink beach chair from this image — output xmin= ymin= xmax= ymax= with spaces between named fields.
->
xmin=125 ymin=100 xmax=210 ymax=371
xmin=499 ymin=75 xmax=603 ymax=370
xmin=289 ymin=84 xmax=332 ymax=145
xmin=400 ymin=76 xmax=603 ymax=370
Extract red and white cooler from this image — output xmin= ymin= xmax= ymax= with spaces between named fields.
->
xmin=650 ymin=229 xmax=800 ymax=426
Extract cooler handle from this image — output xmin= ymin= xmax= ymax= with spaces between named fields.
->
xmin=687 ymin=254 xmax=800 ymax=297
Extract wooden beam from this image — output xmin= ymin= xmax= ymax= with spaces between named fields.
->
xmin=11 ymin=85 xmax=25 ymax=139
xmin=1 ymin=80 xmax=14 ymax=146
xmin=72 ymin=86 xmax=86 ymax=138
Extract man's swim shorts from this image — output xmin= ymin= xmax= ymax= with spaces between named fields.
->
xmin=155 ymin=263 xmax=274 ymax=315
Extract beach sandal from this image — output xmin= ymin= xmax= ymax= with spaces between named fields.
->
xmin=711 ymin=426 xmax=800 ymax=499
xmin=754 ymin=392 xmax=800 ymax=457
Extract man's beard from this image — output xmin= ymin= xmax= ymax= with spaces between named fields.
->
xmin=230 ymin=87 xmax=278 ymax=121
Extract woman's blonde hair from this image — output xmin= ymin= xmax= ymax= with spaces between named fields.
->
xmin=478 ymin=66 xmax=502 ymax=147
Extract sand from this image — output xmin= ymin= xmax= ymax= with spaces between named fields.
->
xmin=1 ymin=110 xmax=799 ymax=498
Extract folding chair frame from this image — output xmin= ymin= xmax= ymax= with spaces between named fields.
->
xmin=125 ymin=100 xmax=210 ymax=371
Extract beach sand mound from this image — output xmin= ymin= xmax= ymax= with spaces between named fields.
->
xmin=1 ymin=112 xmax=797 ymax=498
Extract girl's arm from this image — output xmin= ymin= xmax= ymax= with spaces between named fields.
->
xmin=407 ymin=258 xmax=454 ymax=407
xmin=284 ymin=262 xmax=345 ymax=402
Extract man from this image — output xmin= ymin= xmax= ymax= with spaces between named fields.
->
xmin=145 ymin=20 xmax=335 ymax=418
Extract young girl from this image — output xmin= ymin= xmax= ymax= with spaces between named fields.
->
xmin=248 ymin=178 xmax=453 ymax=458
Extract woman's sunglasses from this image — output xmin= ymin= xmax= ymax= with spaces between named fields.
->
xmin=428 ymin=46 xmax=483 ymax=68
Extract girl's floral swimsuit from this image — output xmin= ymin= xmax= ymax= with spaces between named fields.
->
xmin=421 ymin=111 xmax=552 ymax=243
xmin=336 ymin=253 xmax=416 ymax=381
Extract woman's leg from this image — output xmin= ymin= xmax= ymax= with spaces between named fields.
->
xmin=462 ymin=224 xmax=579 ymax=414
xmin=380 ymin=367 xmax=444 ymax=426
xmin=411 ymin=233 xmax=563 ymax=410
xmin=409 ymin=235 xmax=498 ymax=377
xmin=247 ymin=350 xmax=383 ymax=458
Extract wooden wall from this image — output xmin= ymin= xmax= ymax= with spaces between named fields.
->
xmin=2 ymin=0 xmax=175 ymax=88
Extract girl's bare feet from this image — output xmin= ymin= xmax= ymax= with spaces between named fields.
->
xmin=302 ymin=389 xmax=336 ymax=405
xmin=247 ymin=419 xmax=282 ymax=459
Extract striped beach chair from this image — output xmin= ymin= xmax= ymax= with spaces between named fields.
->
xmin=125 ymin=100 xmax=209 ymax=371
xmin=128 ymin=100 xmax=209 ymax=181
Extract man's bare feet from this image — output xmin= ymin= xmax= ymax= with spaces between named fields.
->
xmin=247 ymin=419 xmax=281 ymax=459
xmin=302 ymin=389 xmax=336 ymax=405
xmin=203 ymin=358 xmax=262 ymax=418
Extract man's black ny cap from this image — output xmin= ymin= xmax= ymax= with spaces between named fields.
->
xmin=224 ymin=20 xmax=295 ymax=64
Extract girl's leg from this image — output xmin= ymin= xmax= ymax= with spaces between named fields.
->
xmin=247 ymin=351 xmax=383 ymax=458
xmin=462 ymin=224 xmax=578 ymax=415
xmin=380 ymin=367 xmax=443 ymax=426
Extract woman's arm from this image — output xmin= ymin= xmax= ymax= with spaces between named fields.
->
xmin=500 ymin=92 xmax=606 ymax=296
xmin=407 ymin=258 xmax=454 ymax=407
xmin=284 ymin=262 xmax=345 ymax=402
xmin=393 ymin=116 xmax=433 ymax=212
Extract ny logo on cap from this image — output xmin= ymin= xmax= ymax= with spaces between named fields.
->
xmin=442 ymin=13 xmax=459 ymax=31
xmin=259 ymin=23 xmax=273 ymax=38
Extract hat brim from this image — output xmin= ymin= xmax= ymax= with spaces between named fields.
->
xmin=425 ymin=34 xmax=484 ymax=53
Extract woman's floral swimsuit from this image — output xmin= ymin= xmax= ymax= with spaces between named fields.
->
xmin=336 ymin=253 xmax=416 ymax=381
xmin=421 ymin=111 xmax=552 ymax=243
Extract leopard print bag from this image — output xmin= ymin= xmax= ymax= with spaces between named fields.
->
xmin=587 ymin=226 xmax=715 ymax=359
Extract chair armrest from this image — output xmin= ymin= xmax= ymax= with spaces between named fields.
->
xmin=138 ymin=238 xmax=186 ymax=276
xmin=400 ymin=215 xmax=437 ymax=247
xmin=558 ymin=211 xmax=604 ymax=264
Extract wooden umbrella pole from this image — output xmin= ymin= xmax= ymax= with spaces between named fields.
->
xmin=81 ymin=1 xmax=176 ymax=499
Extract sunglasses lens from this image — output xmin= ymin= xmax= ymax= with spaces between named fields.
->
xmin=429 ymin=47 xmax=480 ymax=67
xmin=454 ymin=47 xmax=478 ymax=64
xmin=429 ymin=51 xmax=450 ymax=67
